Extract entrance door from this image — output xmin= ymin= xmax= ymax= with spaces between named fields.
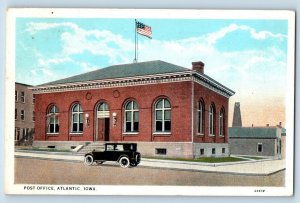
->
xmin=97 ymin=118 xmax=110 ymax=141
xmin=95 ymin=102 xmax=110 ymax=141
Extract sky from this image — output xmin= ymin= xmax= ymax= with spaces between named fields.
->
xmin=15 ymin=18 xmax=288 ymax=127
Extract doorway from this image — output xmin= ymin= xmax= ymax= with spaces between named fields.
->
xmin=95 ymin=102 xmax=110 ymax=141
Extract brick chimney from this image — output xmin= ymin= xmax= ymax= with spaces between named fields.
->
xmin=192 ymin=61 xmax=205 ymax=74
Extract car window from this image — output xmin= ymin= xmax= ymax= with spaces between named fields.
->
xmin=115 ymin=145 xmax=124 ymax=151
xmin=106 ymin=145 xmax=114 ymax=151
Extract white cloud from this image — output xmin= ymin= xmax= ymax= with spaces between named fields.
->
xmin=205 ymin=23 xmax=287 ymax=45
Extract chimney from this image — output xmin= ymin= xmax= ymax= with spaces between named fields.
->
xmin=192 ymin=61 xmax=205 ymax=74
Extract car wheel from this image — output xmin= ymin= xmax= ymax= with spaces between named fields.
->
xmin=119 ymin=157 xmax=130 ymax=168
xmin=84 ymin=155 xmax=94 ymax=166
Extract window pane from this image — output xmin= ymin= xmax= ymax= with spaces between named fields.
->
xmin=125 ymin=101 xmax=132 ymax=110
xmin=79 ymin=123 xmax=83 ymax=132
xmin=73 ymin=114 xmax=78 ymax=123
xmin=55 ymin=117 xmax=59 ymax=124
xmin=79 ymin=113 xmax=83 ymax=122
xmin=50 ymin=117 xmax=54 ymax=124
xmin=133 ymin=111 xmax=139 ymax=122
xmin=55 ymin=124 xmax=59 ymax=133
xmin=133 ymin=101 xmax=138 ymax=109
xmin=73 ymin=104 xmax=78 ymax=112
xmin=126 ymin=122 xmax=131 ymax=132
xmin=156 ymin=110 xmax=162 ymax=120
xmin=156 ymin=121 xmax=162 ymax=131
xmin=165 ymin=121 xmax=171 ymax=131
xmin=126 ymin=112 xmax=131 ymax=121
xmin=73 ymin=123 xmax=78 ymax=132
xmin=79 ymin=104 xmax=83 ymax=112
xmin=133 ymin=122 xmax=139 ymax=131
xmin=164 ymin=99 xmax=171 ymax=108
xmin=156 ymin=100 xmax=163 ymax=108
xmin=50 ymin=124 xmax=54 ymax=133
xmin=164 ymin=110 xmax=171 ymax=120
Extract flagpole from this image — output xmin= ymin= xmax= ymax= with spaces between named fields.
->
xmin=134 ymin=19 xmax=137 ymax=63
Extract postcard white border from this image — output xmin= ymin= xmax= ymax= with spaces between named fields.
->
xmin=5 ymin=8 xmax=295 ymax=196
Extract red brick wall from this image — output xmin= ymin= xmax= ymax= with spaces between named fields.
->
xmin=193 ymin=83 xmax=229 ymax=143
xmin=34 ymin=81 xmax=193 ymax=142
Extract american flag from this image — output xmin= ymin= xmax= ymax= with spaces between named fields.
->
xmin=136 ymin=21 xmax=152 ymax=39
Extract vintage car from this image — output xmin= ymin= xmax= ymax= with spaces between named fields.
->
xmin=84 ymin=143 xmax=141 ymax=168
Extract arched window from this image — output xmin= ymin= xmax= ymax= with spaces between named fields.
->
xmin=72 ymin=103 xmax=83 ymax=133
xmin=209 ymin=104 xmax=215 ymax=135
xmin=124 ymin=100 xmax=139 ymax=132
xmin=47 ymin=105 xmax=59 ymax=133
xmin=155 ymin=98 xmax=171 ymax=132
xmin=197 ymin=100 xmax=205 ymax=134
xmin=219 ymin=108 xmax=225 ymax=136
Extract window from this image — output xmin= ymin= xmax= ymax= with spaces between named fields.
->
xmin=20 ymin=91 xmax=25 ymax=103
xmin=155 ymin=148 xmax=167 ymax=155
xmin=197 ymin=100 xmax=204 ymax=134
xmin=15 ymin=91 xmax=18 ymax=102
xmin=15 ymin=128 xmax=20 ymax=140
xmin=15 ymin=108 xmax=17 ymax=120
xmin=21 ymin=110 xmax=25 ymax=121
xmin=47 ymin=105 xmax=59 ymax=133
xmin=222 ymin=148 xmax=226 ymax=154
xmin=219 ymin=108 xmax=225 ymax=136
xmin=72 ymin=103 xmax=83 ymax=133
xmin=23 ymin=128 xmax=29 ymax=141
xmin=124 ymin=100 xmax=139 ymax=132
xmin=212 ymin=148 xmax=216 ymax=155
xmin=33 ymin=94 xmax=35 ymax=104
xmin=209 ymin=104 xmax=215 ymax=135
xmin=257 ymin=143 xmax=263 ymax=152
xmin=32 ymin=111 xmax=35 ymax=122
xmin=155 ymin=98 xmax=171 ymax=132
xmin=200 ymin=148 xmax=204 ymax=155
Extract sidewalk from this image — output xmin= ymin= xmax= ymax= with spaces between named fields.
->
xmin=14 ymin=150 xmax=285 ymax=175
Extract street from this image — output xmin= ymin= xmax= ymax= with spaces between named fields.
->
xmin=15 ymin=157 xmax=285 ymax=186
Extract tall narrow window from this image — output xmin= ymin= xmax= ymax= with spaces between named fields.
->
xmin=72 ymin=103 xmax=83 ymax=133
xmin=155 ymin=98 xmax=171 ymax=132
xmin=21 ymin=110 xmax=25 ymax=121
xmin=219 ymin=108 xmax=224 ymax=136
xmin=209 ymin=104 xmax=215 ymax=135
xmin=21 ymin=91 xmax=25 ymax=103
xmin=197 ymin=100 xmax=204 ymax=134
xmin=15 ymin=108 xmax=18 ymax=120
xmin=15 ymin=128 xmax=20 ymax=141
xmin=33 ymin=94 xmax=35 ymax=104
xmin=124 ymin=100 xmax=139 ymax=132
xmin=32 ymin=111 xmax=35 ymax=122
xmin=48 ymin=105 xmax=59 ymax=133
xmin=15 ymin=91 xmax=18 ymax=102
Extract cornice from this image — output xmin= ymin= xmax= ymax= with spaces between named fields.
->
xmin=32 ymin=71 xmax=235 ymax=98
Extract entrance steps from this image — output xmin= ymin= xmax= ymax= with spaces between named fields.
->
xmin=76 ymin=142 xmax=105 ymax=155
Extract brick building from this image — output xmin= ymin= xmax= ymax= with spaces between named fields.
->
xmin=15 ymin=82 xmax=35 ymax=145
xmin=32 ymin=60 xmax=234 ymax=158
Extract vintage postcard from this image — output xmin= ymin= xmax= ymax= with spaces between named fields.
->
xmin=5 ymin=8 xmax=295 ymax=196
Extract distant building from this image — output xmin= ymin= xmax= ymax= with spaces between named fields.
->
xmin=32 ymin=60 xmax=235 ymax=158
xmin=15 ymin=82 xmax=35 ymax=145
xmin=232 ymin=102 xmax=242 ymax=127
xmin=228 ymin=125 xmax=283 ymax=158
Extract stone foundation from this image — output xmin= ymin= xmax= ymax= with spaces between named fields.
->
xmin=33 ymin=141 xmax=230 ymax=158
